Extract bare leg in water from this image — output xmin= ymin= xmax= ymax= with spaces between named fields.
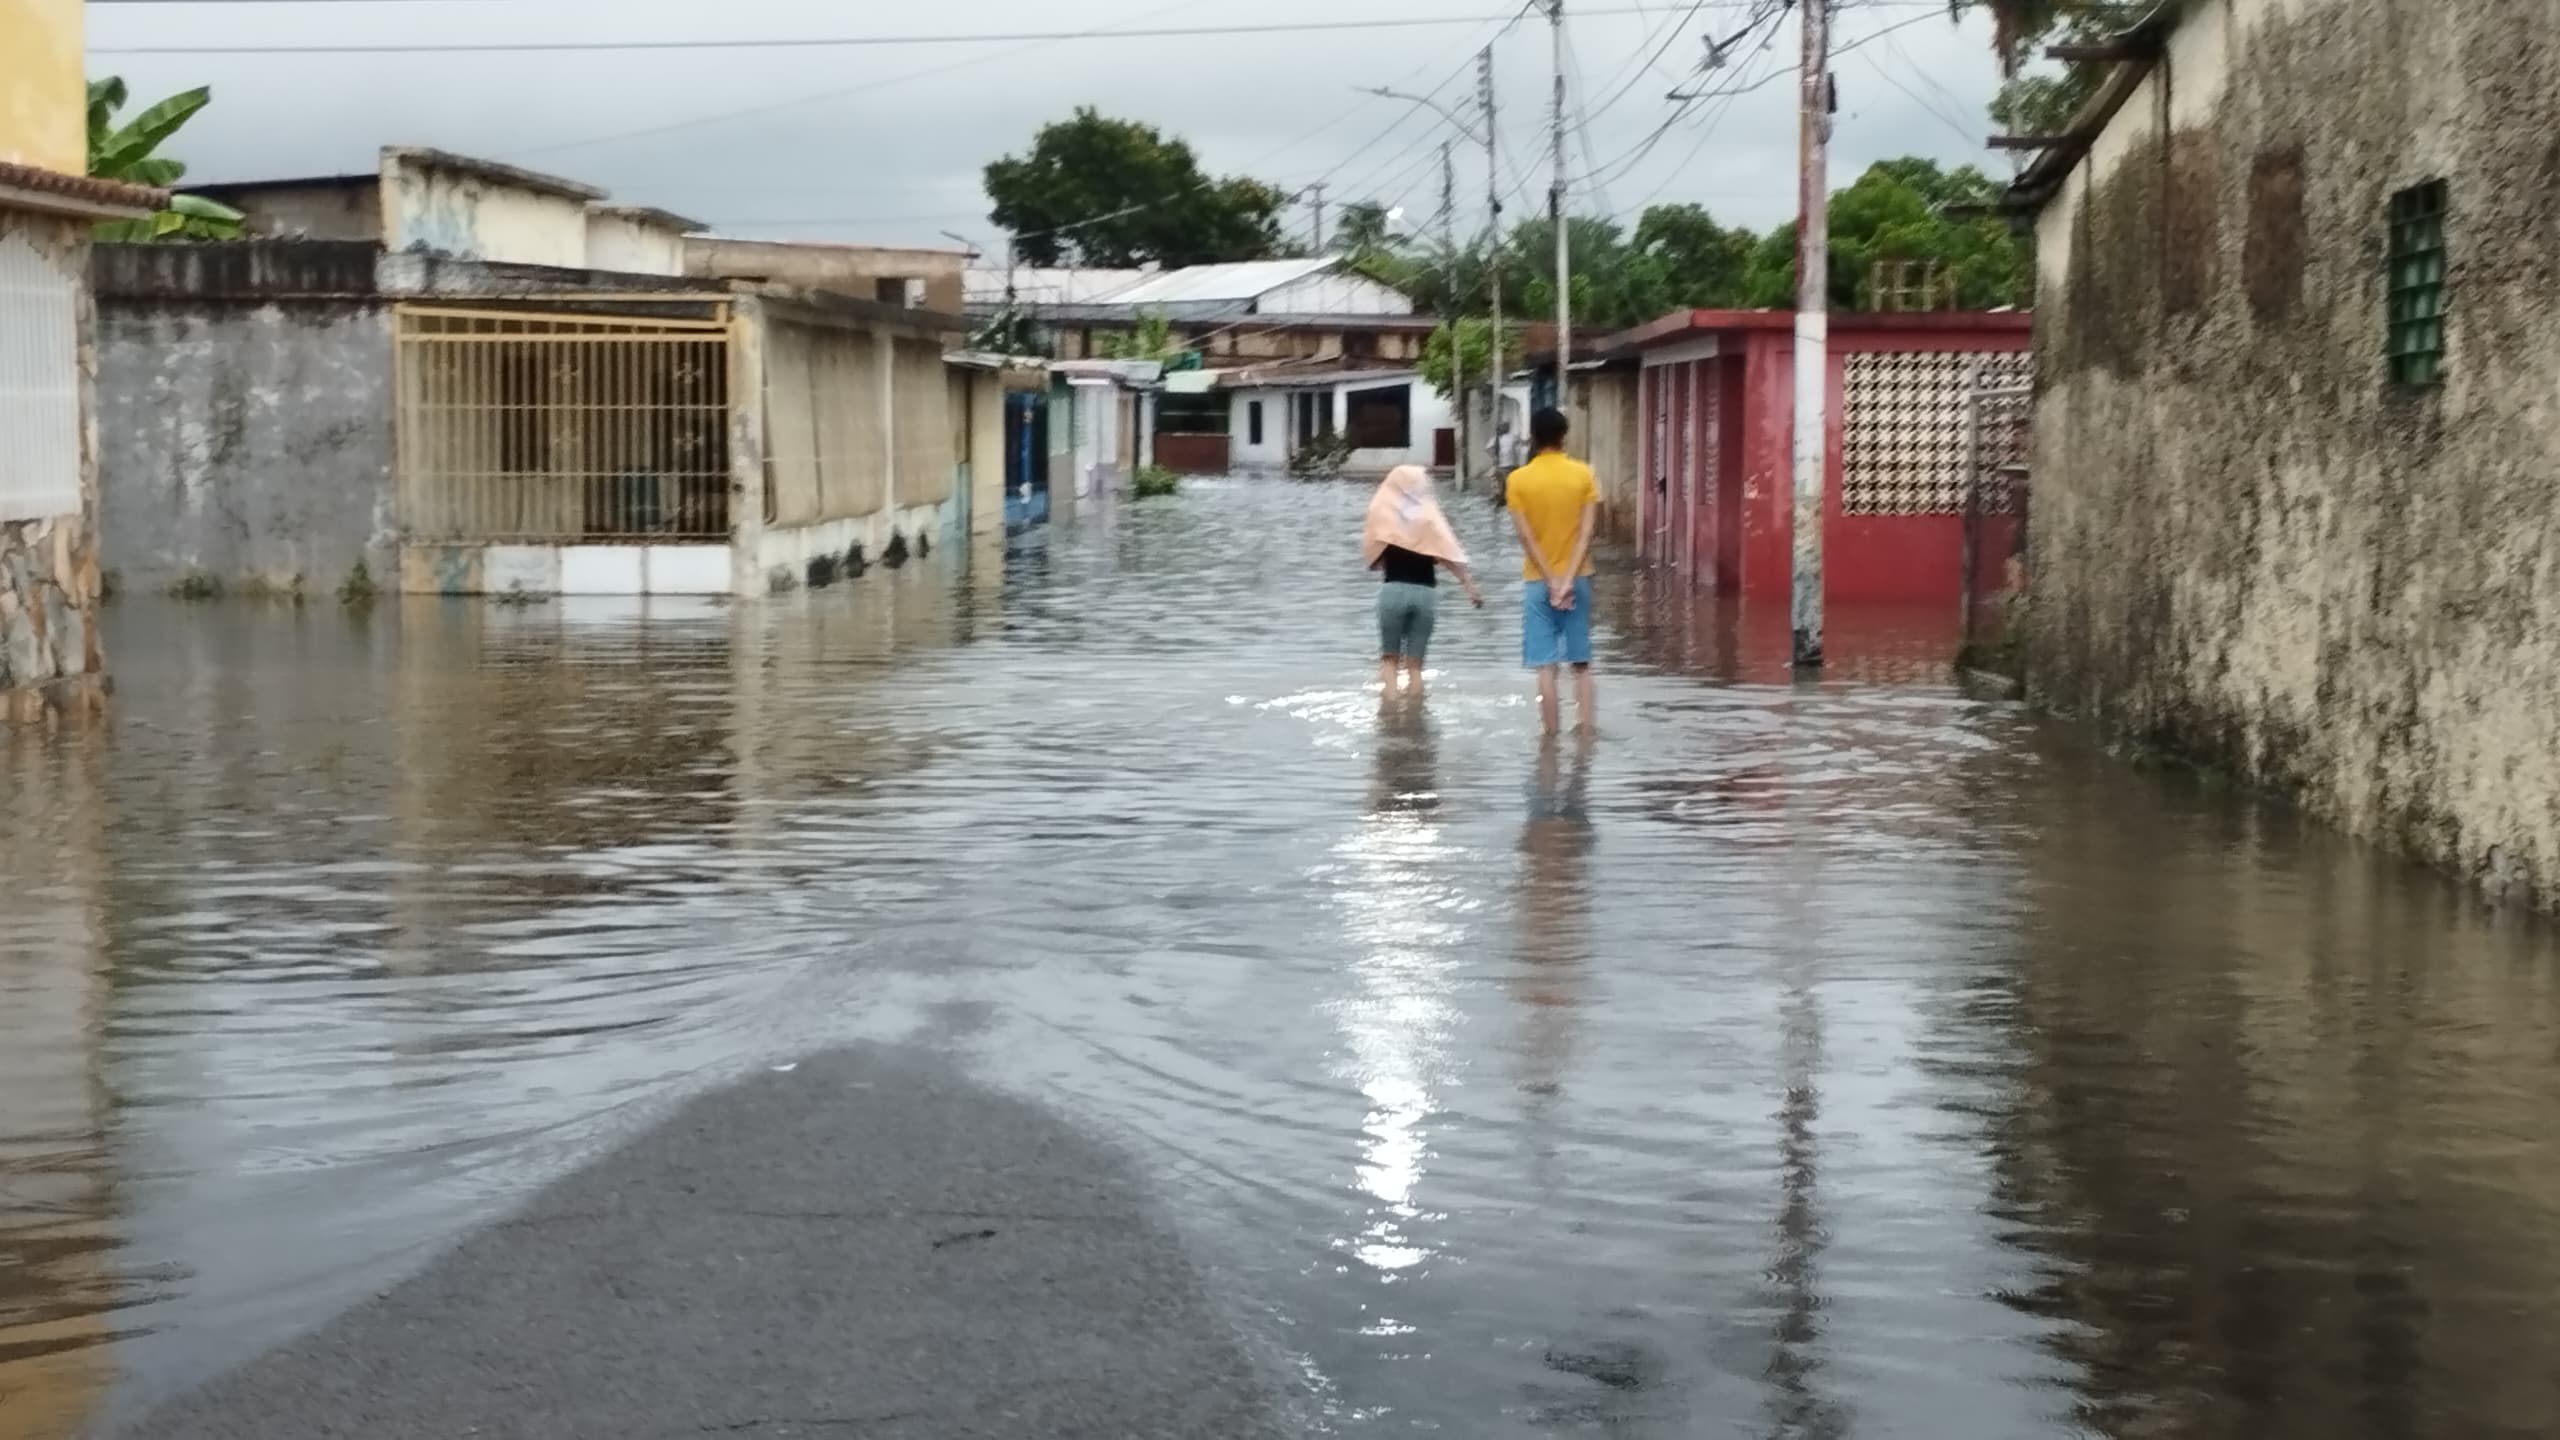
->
xmin=1378 ymin=655 xmax=1402 ymax=698
xmin=1536 ymin=664 xmax=1561 ymax=735
xmin=1572 ymin=663 xmax=1595 ymax=735
xmin=1402 ymin=657 xmax=1427 ymax=699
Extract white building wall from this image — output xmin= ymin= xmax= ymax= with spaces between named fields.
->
xmin=382 ymin=160 xmax=589 ymax=268
xmin=583 ymin=214 xmax=688 ymax=277
xmin=1338 ymin=376 xmax=1450 ymax=473
xmin=1229 ymin=389 xmax=1288 ymax=468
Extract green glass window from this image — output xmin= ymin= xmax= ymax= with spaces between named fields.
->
xmin=2386 ymin=180 xmax=2447 ymax=386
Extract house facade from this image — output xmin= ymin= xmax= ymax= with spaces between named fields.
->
xmin=0 ymin=0 xmax=162 ymax=721
xmin=1610 ymin=309 xmax=2030 ymax=606
xmin=1219 ymin=367 xmax=1456 ymax=477
xmin=94 ymin=151 xmax=1003 ymax=600
xmin=2009 ymin=0 xmax=2560 ymax=905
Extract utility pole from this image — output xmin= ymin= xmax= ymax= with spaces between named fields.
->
xmin=1549 ymin=0 xmax=1571 ymax=412
xmin=1480 ymin=44 xmax=1504 ymax=490
xmin=1307 ymin=181 xmax=1330 ymax=253
xmin=1440 ymin=139 xmax=1468 ymax=486
xmin=1791 ymin=0 xmax=1831 ymax=670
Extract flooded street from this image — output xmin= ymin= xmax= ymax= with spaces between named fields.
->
xmin=7 ymin=476 xmax=2560 ymax=1438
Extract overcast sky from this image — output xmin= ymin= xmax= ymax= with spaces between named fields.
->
xmin=87 ymin=0 xmax=2013 ymax=253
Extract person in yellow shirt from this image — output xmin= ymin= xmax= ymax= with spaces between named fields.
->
xmin=1504 ymin=406 xmax=1598 ymax=734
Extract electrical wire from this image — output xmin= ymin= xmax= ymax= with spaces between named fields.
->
xmin=89 ymin=6 xmax=1678 ymax=55
xmin=514 ymin=0 xmax=1198 ymax=157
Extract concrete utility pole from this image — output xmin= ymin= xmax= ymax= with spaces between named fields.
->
xmin=1549 ymin=0 xmax=1571 ymax=402
xmin=1440 ymin=139 xmax=1468 ymax=484
xmin=1791 ymin=0 xmax=1832 ymax=670
xmin=1307 ymin=182 xmax=1329 ymax=253
xmin=1480 ymin=44 xmax=1504 ymax=489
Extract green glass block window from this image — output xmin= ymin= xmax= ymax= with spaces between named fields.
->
xmin=2386 ymin=180 xmax=2447 ymax=386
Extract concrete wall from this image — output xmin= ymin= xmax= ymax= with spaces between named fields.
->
xmin=584 ymin=211 xmax=688 ymax=277
xmin=2025 ymin=0 xmax=2560 ymax=903
xmin=964 ymin=369 xmax=1005 ymax=536
xmin=94 ymin=300 xmax=396 ymax=599
xmin=0 ymin=0 xmax=82 ymax=175
xmin=0 ymin=212 xmax=106 ymax=723
xmin=383 ymin=160 xmax=589 ymax=268
xmin=686 ymin=238 xmax=967 ymax=315
xmin=218 ymin=182 xmax=383 ymax=243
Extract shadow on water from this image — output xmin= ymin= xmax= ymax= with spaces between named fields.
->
xmin=4 ymin=480 xmax=2560 ymax=1437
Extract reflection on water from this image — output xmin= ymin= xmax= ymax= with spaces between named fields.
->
xmin=3 ymin=484 xmax=2560 ymax=1437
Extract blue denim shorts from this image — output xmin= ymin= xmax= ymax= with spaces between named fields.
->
xmin=1522 ymin=577 xmax=1593 ymax=668
xmin=1377 ymin=581 xmax=1438 ymax=660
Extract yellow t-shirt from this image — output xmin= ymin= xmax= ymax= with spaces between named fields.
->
xmin=1505 ymin=450 xmax=1600 ymax=581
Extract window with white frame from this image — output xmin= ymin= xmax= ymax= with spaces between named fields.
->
xmin=0 ymin=232 xmax=82 ymax=522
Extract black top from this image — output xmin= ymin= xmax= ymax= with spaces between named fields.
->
xmin=1377 ymin=544 xmax=1437 ymax=587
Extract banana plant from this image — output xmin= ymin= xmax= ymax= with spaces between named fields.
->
xmin=87 ymin=76 xmax=245 ymax=241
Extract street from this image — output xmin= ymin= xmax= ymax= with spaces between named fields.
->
xmin=6 ymin=476 xmax=2559 ymax=1437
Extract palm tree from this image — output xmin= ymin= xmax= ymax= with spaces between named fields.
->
xmin=87 ymin=77 xmax=244 ymax=241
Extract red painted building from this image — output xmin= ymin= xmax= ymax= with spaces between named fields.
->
xmin=1611 ymin=309 xmax=2030 ymax=604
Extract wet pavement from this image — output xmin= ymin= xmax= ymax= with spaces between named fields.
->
xmin=6 ymin=476 xmax=2560 ymax=1438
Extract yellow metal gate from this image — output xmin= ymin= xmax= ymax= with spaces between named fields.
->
xmin=394 ymin=305 xmax=735 ymax=542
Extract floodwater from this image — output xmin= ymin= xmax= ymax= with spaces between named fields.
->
xmin=6 ymin=477 xmax=2560 ymax=1438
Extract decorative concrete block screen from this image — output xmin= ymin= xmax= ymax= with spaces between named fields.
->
xmin=1841 ymin=349 xmax=2031 ymax=515
xmin=0 ymin=231 xmax=81 ymax=523
xmin=395 ymin=305 xmax=732 ymax=541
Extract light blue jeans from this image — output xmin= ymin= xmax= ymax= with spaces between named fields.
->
xmin=1376 ymin=581 xmax=1438 ymax=660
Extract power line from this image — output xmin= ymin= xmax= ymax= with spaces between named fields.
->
xmin=513 ymin=0 xmax=1198 ymax=157
xmin=88 ymin=6 xmax=1677 ymax=55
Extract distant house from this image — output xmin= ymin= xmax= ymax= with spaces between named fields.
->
xmin=965 ymin=256 xmax=1431 ymax=367
xmin=94 ymin=148 xmax=1006 ymax=600
xmin=968 ymin=257 xmax=1478 ymax=477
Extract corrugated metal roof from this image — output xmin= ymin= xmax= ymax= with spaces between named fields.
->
xmin=1101 ymin=257 xmax=1339 ymax=307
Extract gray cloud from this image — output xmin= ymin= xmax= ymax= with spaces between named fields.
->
xmin=90 ymin=0 xmax=2013 ymax=249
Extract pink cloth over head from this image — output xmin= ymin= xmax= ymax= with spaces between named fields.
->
xmin=1361 ymin=465 xmax=1468 ymax=571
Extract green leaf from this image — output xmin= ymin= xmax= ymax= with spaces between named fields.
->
xmin=168 ymin=192 xmax=244 ymax=224
xmin=128 ymin=157 xmax=185 ymax=187
xmin=96 ymin=85 xmax=214 ymax=180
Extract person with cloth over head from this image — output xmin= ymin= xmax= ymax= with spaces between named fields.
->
xmin=1362 ymin=464 xmax=1483 ymax=700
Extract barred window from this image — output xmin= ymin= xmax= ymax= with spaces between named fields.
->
xmin=0 ymin=232 xmax=82 ymax=522
xmin=2386 ymin=180 xmax=2447 ymax=387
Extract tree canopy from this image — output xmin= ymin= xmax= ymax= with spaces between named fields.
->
xmin=1340 ymin=156 xmax=2026 ymax=340
xmin=984 ymin=108 xmax=1290 ymax=268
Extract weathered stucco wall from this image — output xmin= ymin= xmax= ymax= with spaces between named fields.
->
xmin=93 ymin=301 xmax=396 ymax=598
xmin=686 ymin=238 xmax=967 ymax=315
xmin=384 ymin=164 xmax=588 ymax=268
xmin=583 ymin=212 xmax=687 ymax=277
xmin=2026 ymin=0 xmax=2560 ymax=903
xmin=0 ymin=212 xmax=106 ymax=723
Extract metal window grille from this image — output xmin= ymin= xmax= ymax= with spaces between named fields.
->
xmin=2387 ymin=180 xmax=2447 ymax=386
xmin=394 ymin=305 xmax=734 ymax=542
xmin=0 ymin=232 xmax=82 ymax=523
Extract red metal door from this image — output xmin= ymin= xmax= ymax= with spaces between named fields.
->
xmin=1689 ymin=361 xmax=1719 ymax=585
xmin=1639 ymin=367 xmax=1665 ymax=563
